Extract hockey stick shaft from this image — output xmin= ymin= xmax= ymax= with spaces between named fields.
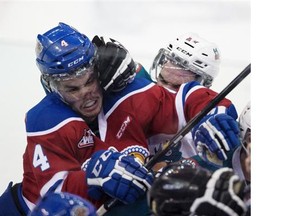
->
xmin=96 ymin=63 xmax=251 ymax=215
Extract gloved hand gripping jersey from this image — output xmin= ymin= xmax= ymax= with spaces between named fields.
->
xmin=92 ymin=36 xmax=136 ymax=92
xmin=86 ymin=149 xmax=154 ymax=204
xmin=192 ymin=113 xmax=241 ymax=161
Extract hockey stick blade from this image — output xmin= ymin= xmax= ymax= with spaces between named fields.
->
xmin=96 ymin=63 xmax=251 ymax=215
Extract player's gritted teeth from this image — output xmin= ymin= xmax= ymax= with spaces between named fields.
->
xmin=83 ymin=99 xmax=98 ymax=110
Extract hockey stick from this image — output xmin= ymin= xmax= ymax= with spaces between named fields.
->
xmin=96 ymin=63 xmax=251 ymax=216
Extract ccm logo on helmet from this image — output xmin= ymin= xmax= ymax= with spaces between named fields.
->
xmin=176 ymin=47 xmax=192 ymax=57
xmin=68 ymin=56 xmax=84 ymax=67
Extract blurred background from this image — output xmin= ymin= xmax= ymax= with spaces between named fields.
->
xmin=0 ymin=0 xmax=250 ymax=194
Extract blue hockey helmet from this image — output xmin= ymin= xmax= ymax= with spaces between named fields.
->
xmin=36 ymin=22 xmax=96 ymax=81
xmin=28 ymin=192 xmax=97 ymax=216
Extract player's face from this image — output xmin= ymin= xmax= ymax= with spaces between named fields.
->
xmin=157 ymin=61 xmax=197 ymax=91
xmin=57 ymin=70 xmax=103 ymax=123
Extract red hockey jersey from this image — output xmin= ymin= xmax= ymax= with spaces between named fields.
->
xmin=22 ymin=77 xmax=234 ymax=210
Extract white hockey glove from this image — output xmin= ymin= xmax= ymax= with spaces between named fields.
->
xmin=190 ymin=167 xmax=247 ymax=216
xmin=86 ymin=149 xmax=154 ymax=204
xmin=192 ymin=113 xmax=240 ymax=161
xmin=92 ymin=35 xmax=136 ymax=92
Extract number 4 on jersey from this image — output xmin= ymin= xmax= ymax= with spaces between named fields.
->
xmin=33 ymin=144 xmax=50 ymax=171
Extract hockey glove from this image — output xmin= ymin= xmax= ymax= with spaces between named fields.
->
xmin=190 ymin=167 xmax=247 ymax=216
xmin=86 ymin=149 xmax=154 ymax=204
xmin=192 ymin=113 xmax=240 ymax=161
xmin=92 ymin=35 xmax=136 ymax=92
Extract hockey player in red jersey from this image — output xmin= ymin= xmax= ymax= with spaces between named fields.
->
xmin=92 ymin=35 xmax=241 ymax=215
xmin=92 ymin=33 xmax=239 ymax=164
xmin=0 ymin=22 xmax=240 ymax=216
xmin=0 ymin=22 xmax=153 ymax=215
xmin=146 ymin=32 xmax=225 ymax=165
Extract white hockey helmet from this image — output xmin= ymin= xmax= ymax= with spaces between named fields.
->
xmin=150 ymin=32 xmax=221 ymax=87
xmin=239 ymin=101 xmax=251 ymax=142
